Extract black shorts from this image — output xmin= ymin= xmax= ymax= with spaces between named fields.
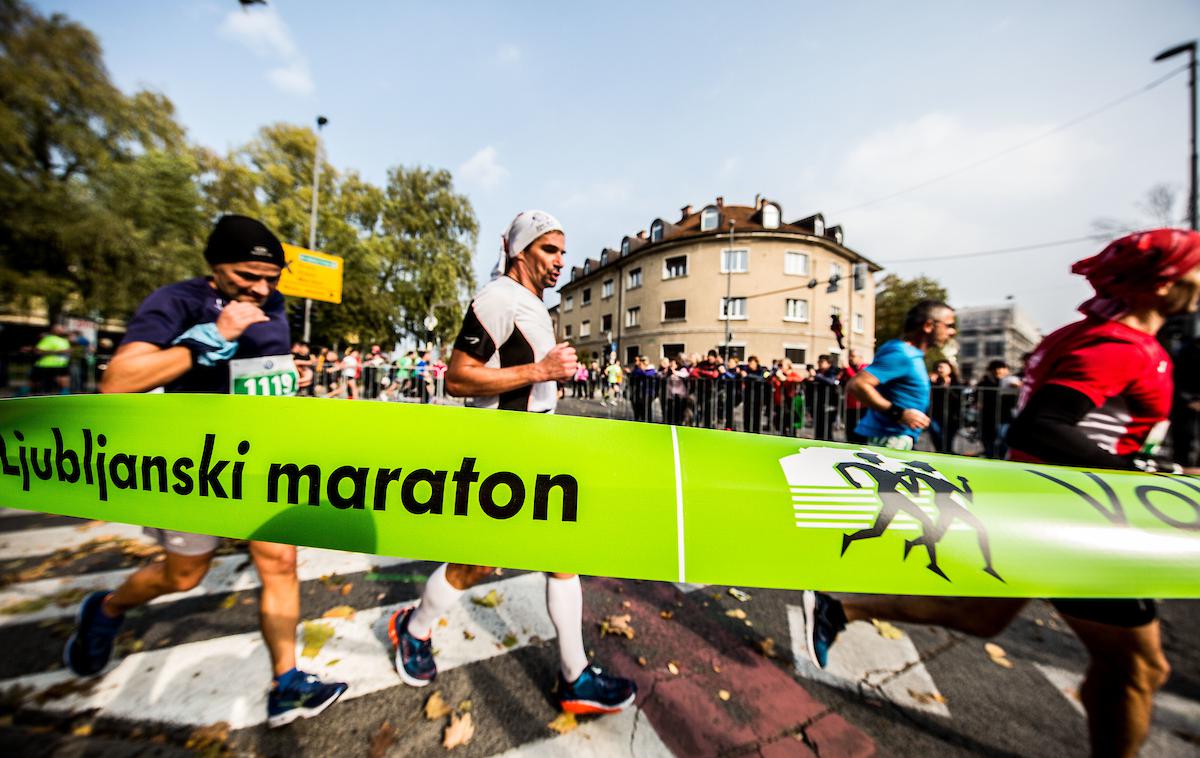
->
xmin=1051 ymin=599 xmax=1157 ymax=628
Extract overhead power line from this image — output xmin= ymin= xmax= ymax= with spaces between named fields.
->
xmin=832 ymin=64 xmax=1190 ymax=216
xmin=877 ymin=233 xmax=1107 ymax=265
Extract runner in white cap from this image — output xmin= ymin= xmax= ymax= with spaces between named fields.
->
xmin=389 ymin=210 xmax=637 ymax=714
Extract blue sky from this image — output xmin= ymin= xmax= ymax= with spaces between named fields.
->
xmin=33 ymin=0 xmax=1200 ymax=332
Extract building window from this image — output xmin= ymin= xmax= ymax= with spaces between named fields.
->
xmin=580 ymin=320 xmax=591 ymax=338
xmin=663 ymin=299 xmax=687 ymax=321
xmin=961 ymin=343 xmax=979 ymax=358
xmin=784 ymin=251 xmax=809 ymax=276
xmin=564 ymin=324 xmax=572 ymax=339
xmin=602 ymin=279 xmax=614 ymax=299
xmin=814 ymin=216 xmax=825 ymax=236
xmin=830 ymin=305 xmax=841 ymax=317
xmin=719 ymin=344 xmax=746 ymax=360
xmin=650 ymin=220 xmax=664 ymax=242
xmin=700 ymin=206 xmax=719 ymax=231
xmin=626 ymin=346 xmax=639 ymax=364
xmin=829 ymin=262 xmax=844 ymax=280
xmin=582 ymin=288 xmax=591 ymax=306
xmin=627 ymin=267 xmax=643 ymax=289
xmin=720 ymin=297 xmax=747 ymax=320
xmin=854 ymin=313 xmax=864 ymax=334
xmin=583 ymin=261 xmax=591 ymax=275
xmin=985 ymin=341 xmax=1005 ymax=357
xmin=621 ymin=239 xmax=630 ymax=256
xmin=785 ymin=298 xmax=809 ymax=322
xmin=784 ymin=347 xmax=807 ymax=365
xmin=564 ymin=295 xmax=573 ymax=312
xmin=626 ymin=307 xmax=641 ymax=328
xmin=721 ymin=248 xmax=748 ymax=273
xmin=763 ymin=204 xmax=780 ymax=229
xmin=601 ymin=314 xmax=612 ymax=332
xmin=663 ymin=343 xmax=685 ymax=359
xmin=601 ymin=251 xmax=609 ymax=265
xmin=664 ymin=255 xmax=688 ymax=279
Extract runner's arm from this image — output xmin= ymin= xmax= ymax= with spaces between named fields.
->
xmin=445 ymin=342 xmax=576 ymax=398
xmin=100 ymin=342 xmax=193 ymax=394
xmin=846 ymin=369 xmax=929 ymax=429
xmin=1005 ymin=384 xmax=1135 ymax=470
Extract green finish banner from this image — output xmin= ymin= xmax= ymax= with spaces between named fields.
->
xmin=0 ymin=395 xmax=1198 ymax=598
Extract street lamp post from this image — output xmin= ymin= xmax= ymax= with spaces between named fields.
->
xmin=1155 ymin=41 xmax=1198 ymax=231
xmin=303 ymin=115 xmax=329 ymax=343
xmin=723 ymin=220 xmax=734 ymax=358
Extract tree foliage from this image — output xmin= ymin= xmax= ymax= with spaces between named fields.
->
xmin=0 ymin=0 xmax=479 ymax=347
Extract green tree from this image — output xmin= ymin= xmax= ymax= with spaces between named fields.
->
xmin=0 ymin=0 xmax=204 ymax=321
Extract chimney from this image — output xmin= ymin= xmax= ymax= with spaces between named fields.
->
xmin=715 ymin=196 xmax=724 ymax=208
xmin=636 ymin=230 xmax=647 ymax=240
xmin=680 ymin=204 xmax=693 ymax=221
xmin=758 ymin=196 xmax=767 ymax=210
xmin=754 ymin=193 xmax=761 ymax=209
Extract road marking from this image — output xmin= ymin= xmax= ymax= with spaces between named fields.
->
xmin=0 ymin=548 xmax=417 ymax=626
xmin=2 ymin=572 xmax=556 ymax=730
xmin=0 ymin=522 xmax=146 ymax=558
xmin=787 ymin=605 xmax=950 ymax=717
xmin=488 ymin=706 xmax=671 ymax=758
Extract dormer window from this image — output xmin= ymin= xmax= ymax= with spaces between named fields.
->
xmin=583 ymin=260 xmax=592 ymax=275
xmin=650 ymin=220 xmax=664 ymax=242
xmin=601 ymin=251 xmax=609 ymax=265
xmin=621 ymin=238 xmax=630 ymax=256
xmin=762 ymin=204 xmax=780 ymax=229
xmin=813 ymin=216 xmax=825 ymax=236
xmin=700 ymin=206 xmax=719 ymax=232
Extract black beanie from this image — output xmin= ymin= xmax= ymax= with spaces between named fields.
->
xmin=203 ymin=215 xmax=287 ymax=268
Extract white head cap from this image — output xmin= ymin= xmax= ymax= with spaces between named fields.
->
xmin=492 ymin=209 xmax=563 ymax=280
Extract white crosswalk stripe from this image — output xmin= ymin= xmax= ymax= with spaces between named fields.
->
xmin=786 ymin=605 xmax=951 ymax=717
xmin=0 ymin=521 xmax=146 ymax=558
xmin=491 ymin=707 xmax=672 ymax=757
xmin=0 ymin=547 xmax=417 ymax=626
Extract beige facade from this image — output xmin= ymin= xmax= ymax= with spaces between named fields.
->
xmin=556 ymin=199 xmax=880 ymax=367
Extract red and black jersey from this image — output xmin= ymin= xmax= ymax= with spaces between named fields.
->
xmin=1010 ymin=316 xmax=1173 ymax=462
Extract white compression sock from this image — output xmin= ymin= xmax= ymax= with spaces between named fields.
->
xmin=408 ymin=563 xmax=463 ymax=639
xmin=546 ymin=574 xmax=588 ymax=682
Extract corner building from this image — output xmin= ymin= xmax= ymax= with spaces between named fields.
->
xmin=556 ymin=197 xmax=881 ymax=366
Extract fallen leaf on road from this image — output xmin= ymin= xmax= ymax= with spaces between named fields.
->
xmin=458 ymin=699 xmax=472 ymax=713
xmin=991 ymin=656 xmax=1014 ymax=669
xmin=547 ymin=711 xmax=578 ymax=734
xmin=755 ymin=637 xmax=778 ymax=658
xmin=240 ymin=597 xmax=254 ymax=606
xmin=184 ymin=722 xmax=230 ymax=753
xmin=712 ymin=661 xmax=722 ymax=673
xmin=424 ymin=691 xmax=453 ymax=720
xmin=471 ymin=590 xmax=502 ymax=608
xmin=728 ymin=588 xmax=751 ymax=602
xmin=599 ymin=614 xmax=635 ymax=639
xmin=322 ymin=605 xmax=356 ymax=620
xmin=984 ymin=642 xmax=1006 ymax=658
xmin=660 ymin=610 xmax=673 ymax=620
xmin=725 ymin=608 xmax=747 ymax=620
xmin=368 ymin=720 xmax=399 ymax=758
xmin=463 ymin=630 xmax=475 ymax=641
xmin=501 ymin=634 xmax=518 ymax=648
xmin=300 ymin=622 xmax=335 ymax=658
xmin=443 ymin=712 xmax=474 ymax=750
xmin=871 ymin=619 xmax=904 ymax=640
xmin=621 ymin=600 xmax=632 ymax=608
xmin=340 ymin=583 xmax=353 ymax=596
xmin=667 ymin=661 xmax=680 ymax=675
xmin=718 ymin=690 xmax=731 ymax=701
xmin=438 ymin=617 xmax=448 ymax=627
xmin=219 ymin=594 xmax=238 ymax=610
xmin=71 ymin=723 xmax=93 ymax=736
xmin=637 ymin=656 xmax=648 ymax=667
xmin=908 ymin=689 xmax=948 ymax=705
xmin=326 ymin=659 xmax=340 ymax=666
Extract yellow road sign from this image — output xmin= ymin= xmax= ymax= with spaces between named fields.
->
xmin=279 ymin=243 xmax=344 ymax=304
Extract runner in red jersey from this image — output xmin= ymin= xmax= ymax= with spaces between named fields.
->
xmin=801 ymin=228 xmax=1200 ymax=758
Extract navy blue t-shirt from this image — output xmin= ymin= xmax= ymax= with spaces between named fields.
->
xmin=121 ymin=277 xmax=290 ymax=393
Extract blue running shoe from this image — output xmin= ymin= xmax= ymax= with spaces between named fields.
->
xmin=558 ymin=665 xmax=636 ymax=714
xmin=64 ymin=591 xmax=123 ymax=676
xmin=267 ymin=669 xmax=348 ymax=728
xmin=387 ymin=606 xmax=435 ymax=687
xmin=800 ymin=590 xmax=847 ymax=669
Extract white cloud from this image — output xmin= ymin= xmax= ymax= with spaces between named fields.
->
xmin=560 ymin=180 xmax=633 ymax=210
xmin=459 ymin=146 xmax=509 ymax=190
xmin=219 ymin=5 xmax=313 ymax=96
xmin=497 ymin=44 xmax=522 ymax=64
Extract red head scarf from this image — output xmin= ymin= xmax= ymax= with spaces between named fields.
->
xmin=1072 ymin=228 xmax=1200 ymax=319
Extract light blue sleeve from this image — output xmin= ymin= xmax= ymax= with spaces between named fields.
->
xmin=865 ymin=341 xmax=906 ymax=385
